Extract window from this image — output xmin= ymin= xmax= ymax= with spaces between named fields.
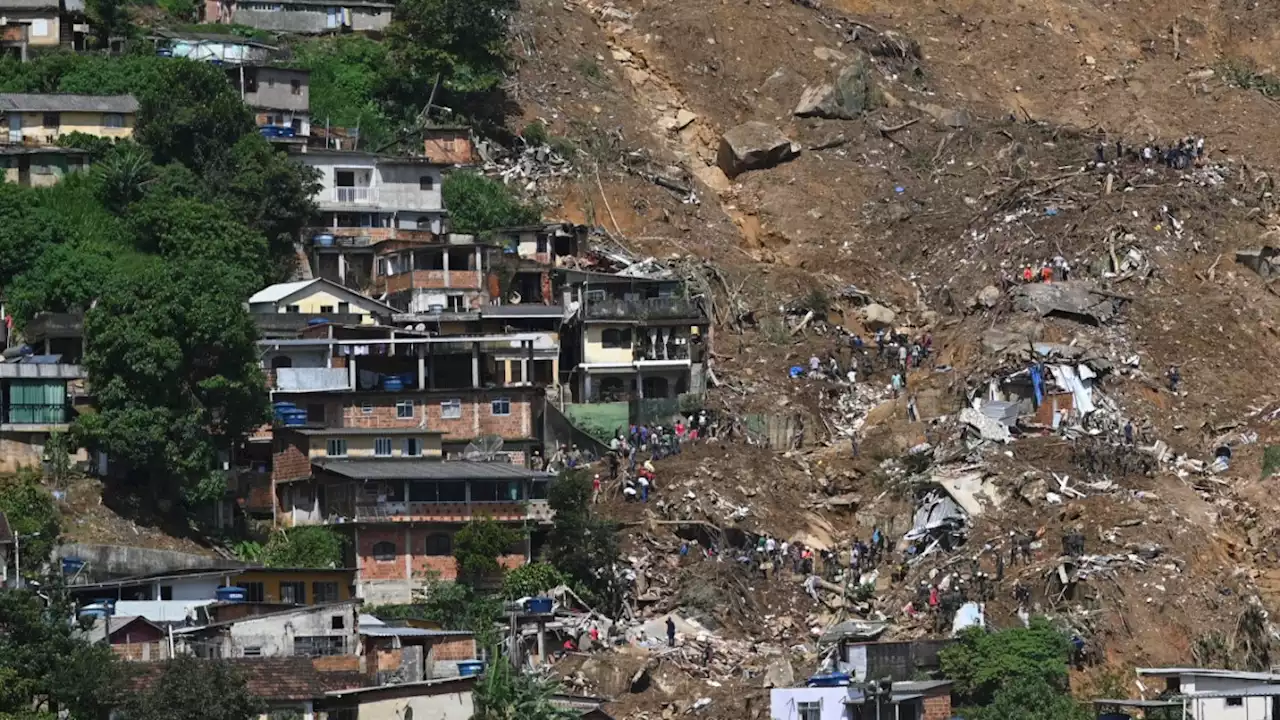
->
xmin=243 ymin=582 xmax=265 ymax=602
xmin=536 ymin=236 xmax=548 ymax=253
xmin=441 ymin=399 xmax=462 ymax=419
xmin=361 ymin=402 xmax=374 ymax=415
xmin=291 ymin=78 xmax=301 ymax=95
xmin=242 ymin=646 xmax=262 ymax=657
xmin=419 ymin=176 xmax=434 ymax=191
xmin=396 ymin=399 xmax=414 ymax=419
xmin=796 ymin=701 xmax=821 ymax=720
xmin=601 ymin=328 xmax=632 ymax=348
xmin=424 ymin=533 xmax=452 ymax=556
xmin=405 ymin=438 xmax=422 ymax=457
xmin=42 ymin=112 xmax=59 ymax=129
xmin=294 ymin=636 xmax=345 ymax=656
xmin=375 ymin=437 xmax=393 ymax=457
xmin=270 ymin=356 xmax=293 ymax=370
xmin=1226 ymin=698 xmax=1244 ymax=707
xmin=327 ymin=439 xmax=348 ymax=457
xmin=319 ymin=305 xmax=335 ymax=313
xmin=313 ymin=582 xmax=339 ymax=603
xmin=103 ymin=113 xmax=125 ymax=128
xmin=285 ymin=304 xmax=300 ymax=313
xmin=372 ymin=541 xmax=397 ymax=561
xmin=331 ymin=614 xmax=345 ymax=630
xmin=491 ymin=397 xmax=511 ymax=416
xmin=335 ymin=170 xmax=355 ymax=187
xmin=338 ymin=302 xmax=350 ymax=314
xmin=159 ymin=585 xmax=173 ymax=601
xmin=280 ymin=581 xmax=306 ymax=604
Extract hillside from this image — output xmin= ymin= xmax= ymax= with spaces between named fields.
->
xmin=505 ymin=0 xmax=1280 ymax=715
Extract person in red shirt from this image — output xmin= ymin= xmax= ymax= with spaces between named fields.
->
xmin=592 ymin=474 xmax=601 ymax=504
xmin=1022 ymin=266 xmax=1034 ymax=283
xmin=1041 ymin=265 xmax=1053 ymax=283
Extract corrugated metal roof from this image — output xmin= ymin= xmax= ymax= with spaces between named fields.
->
xmin=315 ymin=458 xmax=553 ymax=481
xmin=359 ymin=626 xmax=473 ymax=638
xmin=0 ymin=93 xmax=138 ymax=113
xmin=249 ymin=279 xmax=319 ymax=304
xmin=0 ymin=0 xmax=60 ymax=11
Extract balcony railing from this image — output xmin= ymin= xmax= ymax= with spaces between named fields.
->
xmin=2 ymin=403 xmax=72 ymax=425
xmin=584 ymin=296 xmax=703 ymax=321
xmin=333 ymin=187 xmax=374 ymax=204
xmin=634 ymin=344 xmax=691 ymax=361
xmin=346 ymin=499 xmax=552 ymax=523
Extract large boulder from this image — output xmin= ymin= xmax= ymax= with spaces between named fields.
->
xmin=794 ymin=59 xmax=882 ymax=120
xmin=716 ymin=122 xmax=801 ymax=178
xmin=861 ymin=303 xmax=896 ymax=329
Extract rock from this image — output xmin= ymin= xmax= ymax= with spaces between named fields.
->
xmin=716 ymin=122 xmax=801 ymax=178
xmin=1083 ymin=54 xmax=1096 ymax=66
xmin=794 ymin=59 xmax=882 ymax=119
xmin=813 ymin=46 xmax=848 ymax=63
xmin=673 ymin=109 xmax=697 ymax=130
xmin=860 ymin=303 xmax=896 ymax=330
xmin=763 ymin=657 xmax=795 ymax=688
xmin=975 ymin=285 xmax=1001 ymax=308
xmin=886 ymin=202 xmax=912 ymax=223
xmin=693 ymin=164 xmax=731 ymax=193
xmin=1187 ymin=68 xmax=1216 ymax=81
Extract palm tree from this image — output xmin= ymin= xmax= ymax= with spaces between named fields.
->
xmin=472 ymin=654 xmax=578 ymax=720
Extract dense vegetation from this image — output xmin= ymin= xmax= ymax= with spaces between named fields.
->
xmin=233 ymin=526 xmax=346 ymax=568
xmin=940 ymin=618 xmax=1090 ymax=720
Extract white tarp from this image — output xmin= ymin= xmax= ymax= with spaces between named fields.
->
xmin=951 ymin=601 xmax=985 ymax=635
xmin=1048 ymin=364 xmax=1095 ymax=415
xmin=276 ymin=367 xmax=350 ymax=392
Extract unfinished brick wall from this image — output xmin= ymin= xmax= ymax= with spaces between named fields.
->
xmin=341 ymin=392 xmax=533 ymax=440
xmin=427 ymin=636 xmax=476 ymax=661
xmin=922 ymin=693 xmax=952 ymax=720
xmin=358 ymin=525 xmax=526 ymax=583
xmin=312 ymin=655 xmax=360 ymax=672
xmin=272 ymin=439 xmax=312 ymax=483
xmin=357 ymin=527 xmax=408 ymax=581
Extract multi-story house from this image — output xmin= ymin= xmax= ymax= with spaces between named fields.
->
xmin=0 ymin=0 xmax=86 ymax=57
xmin=152 ymin=30 xmax=274 ymax=65
xmin=0 ymin=145 xmax=90 ymax=186
xmin=295 ymin=150 xmax=450 ymax=295
xmin=0 ymin=93 xmax=136 ymax=145
xmin=561 ymin=271 xmax=709 ymax=402
xmin=202 ymin=0 xmax=393 ymax=34
xmin=227 ymin=65 xmax=310 ymax=143
xmin=0 ymin=355 xmax=86 ymax=472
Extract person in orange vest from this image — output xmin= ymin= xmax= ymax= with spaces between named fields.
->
xmin=1041 ymin=265 xmax=1053 ymax=283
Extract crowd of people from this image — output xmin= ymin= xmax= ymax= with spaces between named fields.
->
xmin=1094 ymin=135 xmax=1207 ymax=171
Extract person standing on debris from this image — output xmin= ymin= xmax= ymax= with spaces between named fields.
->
xmin=1022 ymin=265 xmax=1034 ymax=283
xmin=592 ymin=474 xmax=602 ymax=504
xmin=1124 ymin=419 xmax=1135 ymax=446
xmin=897 ymin=343 xmax=908 ymax=370
xmin=637 ymin=473 xmax=650 ymax=503
xmin=850 ymin=433 xmax=860 ymax=459
xmin=608 ymin=452 xmax=620 ymax=482
xmin=666 ymin=617 xmax=677 ymax=647
xmin=1094 ymin=141 xmax=1106 ymax=166
xmin=891 ymin=372 xmax=902 ymax=398
xmin=995 ymin=551 xmax=1005 ymax=581
xmin=1167 ymin=365 xmax=1181 ymax=393
xmin=809 ymin=355 xmax=822 ymax=376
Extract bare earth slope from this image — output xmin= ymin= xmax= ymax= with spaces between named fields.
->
xmin=509 ymin=0 xmax=1280 ymax=716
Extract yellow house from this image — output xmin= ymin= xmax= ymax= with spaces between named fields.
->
xmin=231 ymin=567 xmax=356 ymax=604
xmin=295 ymin=428 xmax=445 ymax=460
xmin=248 ymin=277 xmax=395 ymax=325
xmin=0 ymin=93 xmax=137 ymax=145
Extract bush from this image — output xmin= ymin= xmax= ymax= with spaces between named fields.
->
xmin=521 ymin=121 xmax=549 ymax=147
xmin=259 ymin=526 xmax=345 ymax=568
xmin=940 ymin=617 xmax=1078 ymax=718
xmin=0 ymin=471 xmax=61 ymax=576
xmin=453 ymin=518 xmax=522 ymax=581
xmin=441 ymin=171 xmax=540 ymax=233
xmin=502 ymin=562 xmax=564 ymax=599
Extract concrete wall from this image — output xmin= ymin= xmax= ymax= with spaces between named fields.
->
xmin=242 ymin=67 xmax=308 ymax=113
xmin=2 ymin=12 xmax=60 ymax=45
xmin=376 ymin=163 xmax=442 ymax=212
xmin=56 ymin=543 xmax=240 ymax=581
xmin=356 ymin=690 xmax=473 ymax=720
xmin=231 ymin=5 xmax=391 ymax=33
xmin=195 ymin=602 xmax=360 ymax=658
xmin=771 ymin=687 xmax=857 ymax=720
xmin=583 ymin=325 xmax=633 ymax=365
xmin=0 ymin=152 xmax=88 ymax=187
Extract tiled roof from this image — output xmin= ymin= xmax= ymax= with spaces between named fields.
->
xmin=0 ymin=93 xmax=138 ymax=113
xmin=126 ymin=657 xmax=367 ymax=701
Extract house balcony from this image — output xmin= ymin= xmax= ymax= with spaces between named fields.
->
xmin=310 ymin=227 xmax=438 ymax=248
xmin=376 ymin=269 xmax=484 ymax=294
xmin=333 ymin=187 xmax=375 ymax=204
xmin=1 ymin=402 xmax=73 ymax=429
xmin=584 ymin=296 xmax=704 ymax=322
xmin=346 ymin=499 xmax=552 ymax=524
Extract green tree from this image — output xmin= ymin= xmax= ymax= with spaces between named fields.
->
xmin=453 ymin=518 xmax=521 ymax=581
xmin=968 ymin=678 xmax=1090 ymax=720
xmin=385 ymin=0 xmax=518 ymax=94
xmin=76 ymin=261 xmax=268 ymax=508
xmin=93 ymin=141 xmax=156 ymax=214
xmin=501 ymin=562 xmax=564 ymax=600
xmin=217 ymin=135 xmax=319 ymax=279
xmin=122 ymin=656 xmax=264 ymax=720
xmin=546 ymin=470 xmax=623 ymax=613
xmin=472 ymin=651 xmax=577 ymax=720
xmin=0 ymin=586 xmax=121 ymax=719
xmin=258 ymin=526 xmax=345 ymax=568
xmin=0 ymin=473 xmax=61 ymax=579
xmin=84 ymin=0 xmax=131 ymax=48
xmin=441 ymin=172 xmax=540 ymax=233
xmin=41 ymin=432 xmax=74 ymax=490
xmin=291 ymin=35 xmax=395 ymax=149
xmin=367 ymin=577 xmax=503 ymax=640
xmin=134 ymin=61 xmax=254 ymax=174
xmin=940 ymin=618 xmax=1080 ymax=718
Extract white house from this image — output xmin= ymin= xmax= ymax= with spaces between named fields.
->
xmin=248 ymin=277 xmax=394 ymax=321
xmin=295 ymin=150 xmax=447 ymax=235
xmin=1135 ymin=668 xmax=1280 ymax=720
xmin=770 ymin=679 xmax=953 ymax=720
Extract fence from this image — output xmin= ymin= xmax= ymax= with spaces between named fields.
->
xmin=742 ymin=413 xmax=807 ymax=451
xmin=631 ymin=393 xmax=703 ymax=426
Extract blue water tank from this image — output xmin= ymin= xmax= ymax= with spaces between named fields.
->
xmin=313 ymin=234 xmax=335 ymax=247
xmin=806 ymin=672 xmax=852 ymax=687
xmin=216 ymin=586 xmax=247 ymax=602
xmin=382 ymin=375 xmax=404 ymax=391
xmin=282 ymin=410 xmax=308 ymax=427
xmin=273 ymin=402 xmax=298 ymax=415
xmin=525 ymin=597 xmax=553 ymax=614
xmin=457 ymin=661 xmax=485 ymax=677
xmin=307 ymin=318 xmax=330 ymax=326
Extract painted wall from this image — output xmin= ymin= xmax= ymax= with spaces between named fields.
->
xmin=241 ymin=67 xmax=309 ymax=113
xmin=354 ymin=690 xmax=474 ymax=720
xmin=0 ymin=152 xmax=87 ymax=186
xmin=188 ymin=603 xmax=360 ymax=658
xmin=3 ymin=13 xmax=60 ymax=45
xmin=232 ymin=569 xmax=355 ymax=604
xmin=583 ymin=325 xmax=633 ymax=364
xmin=267 ymin=289 xmax=379 ymax=322
xmin=5 ymin=111 xmax=134 ymax=143
xmin=770 ymin=687 xmax=859 ymax=720
xmin=1180 ymin=676 xmax=1278 ymax=720
xmin=306 ymin=433 xmax=443 ymax=459
xmin=375 ymin=163 xmax=442 ymax=211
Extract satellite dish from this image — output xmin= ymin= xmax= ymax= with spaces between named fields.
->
xmin=463 ymin=435 xmax=505 ymax=461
